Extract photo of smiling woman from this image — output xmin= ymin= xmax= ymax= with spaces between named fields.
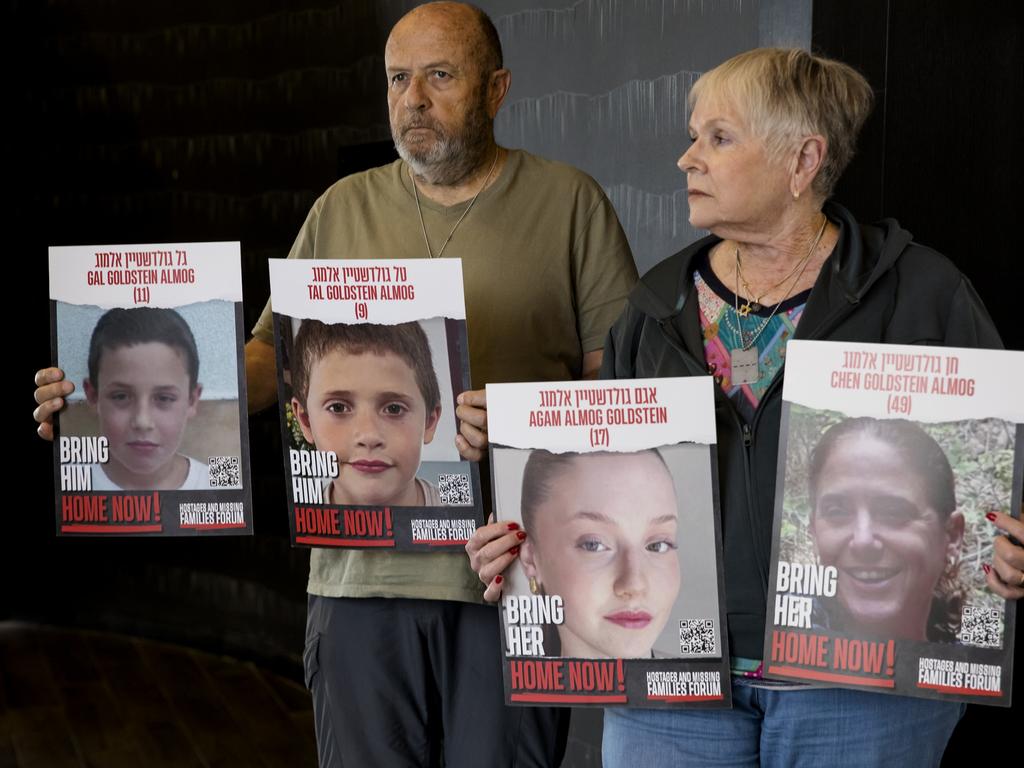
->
xmin=494 ymin=443 xmax=722 ymax=660
xmin=780 ymin=410 xmax=1016 ymax=648
xmin=808 ymin=418 xmax=966 ymax=643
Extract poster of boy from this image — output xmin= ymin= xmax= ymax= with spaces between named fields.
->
xmin=270 ymin=258 xmax=482 ymax=551
xmin=486 ymin=377 xmax=731 ymax=708
xmin=49 ymin=241 xmax=253 ymax=536
xmin=765 ymin=340 xmax=1021 ymax=705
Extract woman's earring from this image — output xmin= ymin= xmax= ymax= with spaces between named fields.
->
xmin=529 ymin=577 xmax=539 ymax=595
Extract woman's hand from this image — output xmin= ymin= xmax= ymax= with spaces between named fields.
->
xmin=455 ymin=389 xmax=488 ymax=461
xmin=34 ymin=367 xmax=73 ymax=441
xmin=985 ymin=510 xmax=1024 ymax=600
xmin=466 ymin=514 xmax=527 ymax=601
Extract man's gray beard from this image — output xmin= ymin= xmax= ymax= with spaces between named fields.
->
xmin=393 ymin=113 xmax=492 ymax=187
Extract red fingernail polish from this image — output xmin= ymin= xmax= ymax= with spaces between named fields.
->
xmin=986 ymin=512 xmax=998 ymax=522
xmin=507 ymin=522 xmax=520 ymax=530
xmin=509 ymin=546 xmax=519 ymax=556
xmin=516 ymin=531 xmax=527 ymax=540
xmin=983 ymin=563 xmax=991 ymax=575
xmin=495 ymin=574 xmax=503 ymax=584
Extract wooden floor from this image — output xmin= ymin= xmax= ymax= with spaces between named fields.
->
xmin=0 ymin=623 xmax=317 ymax=768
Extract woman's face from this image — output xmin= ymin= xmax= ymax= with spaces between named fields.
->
xmin=810 ymin=433 xmax=964 ymax=640
xmin=523 ymin=452 xmax=681 ymax=658
xmin=677 ymin=92 xmax=792 ymax=239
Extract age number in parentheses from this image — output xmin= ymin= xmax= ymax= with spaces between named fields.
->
xmin=886 ymin=394 xmax=912 ymax=415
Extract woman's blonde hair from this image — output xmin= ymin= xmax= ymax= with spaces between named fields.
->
xmin=689 ymin=47 xmax=874 ymax=199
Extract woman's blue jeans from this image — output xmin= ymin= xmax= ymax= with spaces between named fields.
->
xmin=602 ymin=677 xmax=965 ymax=767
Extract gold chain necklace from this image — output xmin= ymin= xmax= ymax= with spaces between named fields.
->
xmin=411 ymin=149 xmax=499 ymax=259
xmin=728 ymin=215 xmax=828 ymax=385
xmin=734 ymin=213 xmax=825 ymax=316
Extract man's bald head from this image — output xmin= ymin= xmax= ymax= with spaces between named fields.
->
xmin=385 ymin=2 xmax=510 ymax=187
xmin=392 ymin=2 xmax=503 ymax=81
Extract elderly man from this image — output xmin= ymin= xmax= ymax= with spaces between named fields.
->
xmin=35 ymin=3 xmax=636 ymax=765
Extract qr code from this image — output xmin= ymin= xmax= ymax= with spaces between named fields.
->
xmin=957 ymin=604 xmax=1003 ymax=649
xmin=208 ymin=456 xmax=240 ymax=488
xmin=679 ymin=618 xmax=716 ymax=655
xmin=679 ymin=618 xmax=720 ymax=655
xmin=438 ymin=473 xmax=472 ymax=505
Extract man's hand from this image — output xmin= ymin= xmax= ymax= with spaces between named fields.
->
xmin=244 ymin=337 xmax=279 ymax=414
xmin=581 ymin=348 xmax=603 ymax=380
xmin=34 ymin=367 xmax=74 ymax=441
xmin=455 ymin=388 xmax=488 ymax=461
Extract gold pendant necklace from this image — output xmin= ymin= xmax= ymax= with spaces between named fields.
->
xmin=729 ymin=215 xmax=828 ymax=385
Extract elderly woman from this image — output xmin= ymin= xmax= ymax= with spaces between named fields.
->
xmin=467 ymin=47 xmax=1024 ymax=766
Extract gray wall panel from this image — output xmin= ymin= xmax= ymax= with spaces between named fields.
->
xmin=480 ymin=0 xmax=810 ymax=275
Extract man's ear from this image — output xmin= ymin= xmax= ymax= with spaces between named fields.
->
xmin=291 ymin=397 xmax=316 ymax=445
xmin=423 ymin=404 xmax=442 ymax=444
xmin=486 ymin=68 xmax=511 ymax=118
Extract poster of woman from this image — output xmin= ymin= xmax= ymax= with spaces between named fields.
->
xmin=487 ymin=377 xmax=730 ymax=708
xmin=766 ymin=340 xmax=1022 ymax=705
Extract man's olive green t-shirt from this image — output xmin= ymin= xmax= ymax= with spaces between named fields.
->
xmin=253 ymin=149 xmax=637 ymax=603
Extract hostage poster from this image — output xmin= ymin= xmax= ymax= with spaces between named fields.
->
xmin=49 ymin=242 xmax=253 ymax=537
xmin=764 ymin=340 xmax=1021 ymax=705
xmin=270 ymin=258 xmax=483 ymax=551
xmin=487 ymin=377 xmax=730 ymax=708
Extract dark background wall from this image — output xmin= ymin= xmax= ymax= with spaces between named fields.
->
xmin=8 ymin=0 xmax=1021 ymax=765
xmin=811 ymin=2 xmax=1023 ymax=763
xmin=814 ymin=0 xmax=1021 ymax=356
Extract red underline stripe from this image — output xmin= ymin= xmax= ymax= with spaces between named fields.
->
xmin=767 ymin=665 xmax=896 ymax=688
xmin=295 ymin=536 xmax=395 ymax=547
xmin=416 ymin=539 xmax=470 ymax=545
xmin=646 ymin=694 xmax=725 ymax=702
xmin=917 ymin=682 xmax=1002 ymax=697
xmin=61 ymin=524 xmax=163 ymax=533
xmin=511 ymin=693 xmax=628 ymax=704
